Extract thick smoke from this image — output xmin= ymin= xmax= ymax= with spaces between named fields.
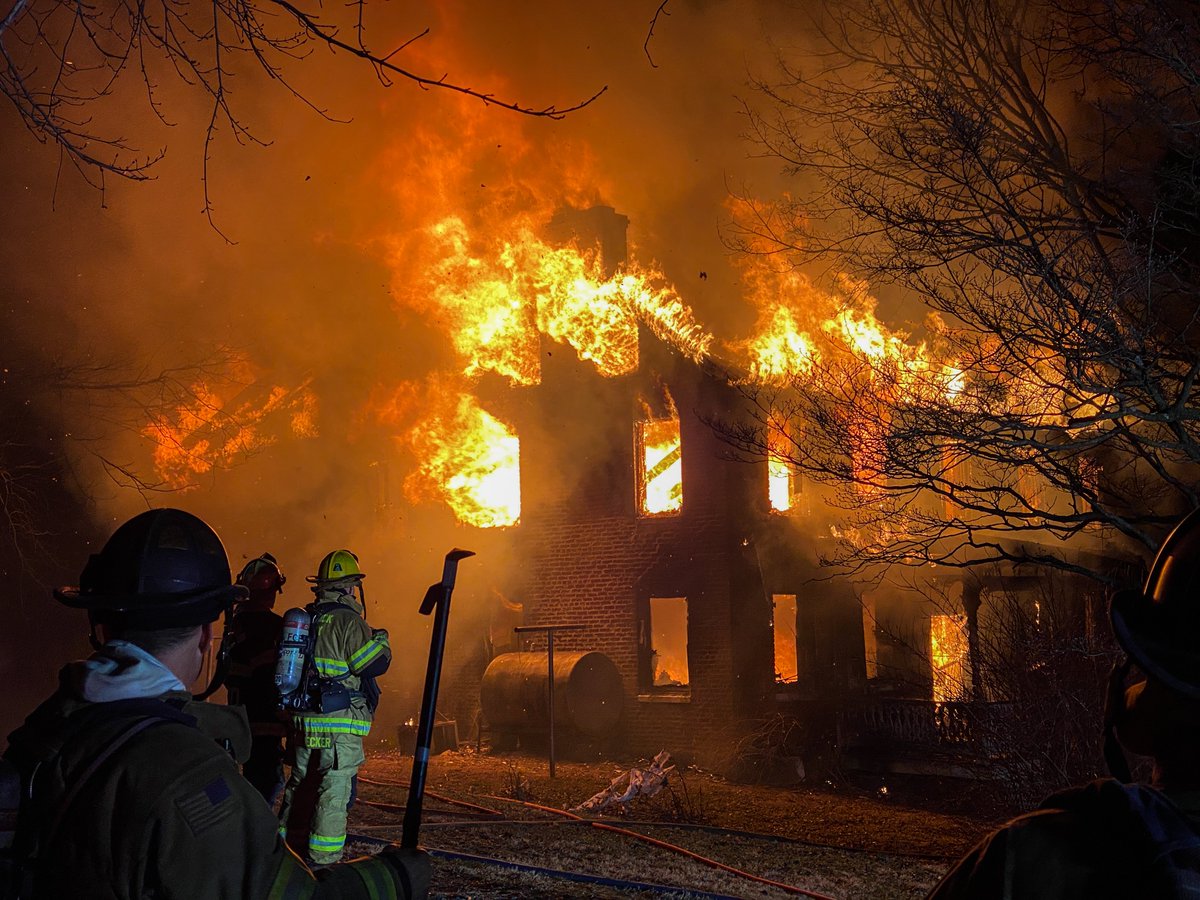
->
xmin=0 ymin=0 xmax=851 ymax=731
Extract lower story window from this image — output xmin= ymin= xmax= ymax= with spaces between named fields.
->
xmin=640 ymin=596 xmax=689 ymax=691
xmin=930 ymin=614 xmax=970 ymax=702
xmin=772 ymin=594 xmax=798 ymax=683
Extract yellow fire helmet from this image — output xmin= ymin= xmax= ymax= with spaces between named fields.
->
xmin=308 ymin=548 xmax=364 ymax=584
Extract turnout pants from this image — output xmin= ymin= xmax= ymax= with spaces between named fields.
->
xmin=278 ymin=733 xmax=366 ymax=864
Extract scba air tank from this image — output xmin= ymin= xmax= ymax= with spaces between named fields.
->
xmin=274 ymin=607 xmax=311 ymax=698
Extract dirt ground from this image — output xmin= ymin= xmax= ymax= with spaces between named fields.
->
xmin=345 ymin=748 xmax=1001 ymax=899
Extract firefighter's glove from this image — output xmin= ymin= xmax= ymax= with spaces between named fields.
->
xmin=380 ymin=846 xmax=431 ymax=899
xmin=372 ymin=627 xmax=390 ymax=641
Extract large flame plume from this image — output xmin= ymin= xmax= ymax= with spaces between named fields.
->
xmin=415 ymin=215 xmax=712 ymax=386
xmin=374 ymin=379 xmax=522 ymax=529
xmin=137 ymin=100 xmax=988 ymax=530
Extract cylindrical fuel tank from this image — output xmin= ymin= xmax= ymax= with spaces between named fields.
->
xmin=480 ymin=651 xmax=623 ymax=737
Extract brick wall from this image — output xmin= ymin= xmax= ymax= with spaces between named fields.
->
xmin=497 ymin=337 xmax=775 ymax=766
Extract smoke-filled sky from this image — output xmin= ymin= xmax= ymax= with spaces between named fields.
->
xmin=0 ymin=0 xmax=880 ymax=721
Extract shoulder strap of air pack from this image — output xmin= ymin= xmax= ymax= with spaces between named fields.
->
xmin=1 ymin=699 xmax=196 ymax=898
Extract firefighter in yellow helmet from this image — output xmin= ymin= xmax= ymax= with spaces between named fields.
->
xmin=1 ymin=510 xmax=428 ymax=898
xmin=278 ymin=549 xmax=391 ymax=866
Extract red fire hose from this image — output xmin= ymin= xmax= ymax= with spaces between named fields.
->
xmin=480 ymin=793 xmax=838 ymax=899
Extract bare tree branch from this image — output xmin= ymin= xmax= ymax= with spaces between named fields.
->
xmin=1 ymin=0 xmax=607 ymax=200
xmin=714 ymin=0 xmax=1200 ymax=585
xmin=644 ymin=0 xmax=669 ymax=69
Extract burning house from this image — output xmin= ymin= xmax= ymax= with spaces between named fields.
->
xmin=436 ymin=204 xmax=798 ymax=764
xmin=428 ymin=205 xmax=1138 ymax=783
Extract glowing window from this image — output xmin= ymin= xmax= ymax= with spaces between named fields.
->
xmin=637 ymin=418 xmax=682 ymax=516
xmin=772 ymin=594 xmax=798 ymax=683
xmin=930 ymin=614 xmax=970 ymax=702
xmin=645 ymin=597 xmax=689 ymax=689
xmin=767 ymin=424 xmax=802 ymax=513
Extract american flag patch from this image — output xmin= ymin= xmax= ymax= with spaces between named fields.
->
xmin=176 ymin=776 xmax=237 ymax=836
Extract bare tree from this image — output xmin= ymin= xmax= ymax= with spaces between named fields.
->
xmin=0 ymin=349 xmax=290 ymax=575
xmin=42 ymin=349 xmax=307 ymax=491
xmin=0 ymin=0 xmax=605 ymax=226
xmin=723 ymin=0 xmax=1200 ymax=584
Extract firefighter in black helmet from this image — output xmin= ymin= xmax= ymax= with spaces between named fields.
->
xmin=2 ymin=509 xmax=429 ymax=899
xmin=226 ymin=552 xmax=288 ymax=804
xmin=929 ymin=510 xmax=1200 ymax=898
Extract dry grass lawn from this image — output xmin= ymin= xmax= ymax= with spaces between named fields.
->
xmin=345 ymin=748 xmax=999 ymax=899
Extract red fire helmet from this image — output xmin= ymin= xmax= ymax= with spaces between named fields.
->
xmin=236 ymin=553 xmax=286 ymax=595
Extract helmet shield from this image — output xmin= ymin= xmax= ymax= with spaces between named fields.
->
xmin=1112 ymin=508 xmax=1200 ymax=699
xmin=56 ymin=509 xmax=246 ymax=629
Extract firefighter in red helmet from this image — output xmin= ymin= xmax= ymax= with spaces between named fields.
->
xmin=226 ymin=552 xmax=288 ymax=804
xmin=929 ymin=510 xmax=1200 ymax=898
xmin=1 ymin=509 xmax=429 ymax=898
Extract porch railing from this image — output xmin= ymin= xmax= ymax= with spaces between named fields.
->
xmin=842 ymin=698 xmax=1014 ymax=751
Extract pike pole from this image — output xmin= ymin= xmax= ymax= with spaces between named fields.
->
xmin=401 ymin=548 xmax=475 ymax=849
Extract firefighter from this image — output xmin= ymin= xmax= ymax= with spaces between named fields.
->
xmin=226 ymin=551 xmax=288 ymax=804
xmin=278 ymin=549 xmax=390 ymax=866
xmin=2 ymin=509 xmax=429 ymax=898
xmin=928 ymin=510 xmax=1200 ymax=898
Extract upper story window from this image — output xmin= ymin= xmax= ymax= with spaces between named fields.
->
xmin=767 ymin=419 xmax=808 ymax=514
xmin=637 ymin=418 xmax=682 ymax=515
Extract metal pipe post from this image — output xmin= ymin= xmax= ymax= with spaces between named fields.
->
xmin=547 ymin=630 xmax=556 ymax=778
xmin=513 ymin=623 xmax=585 ymax=778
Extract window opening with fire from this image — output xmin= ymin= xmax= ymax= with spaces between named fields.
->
xmin=772 ymin=594 xmax=798 ymax=683
xmin=637 ymin=418 xmax=683 ymax=516
xmin=930 ymin=614 xmax=971 ymax=702
xmin=767 ymin=420 xmax=806 ymax=514
xmin=641 ymin=596 xmax=689 ymax=691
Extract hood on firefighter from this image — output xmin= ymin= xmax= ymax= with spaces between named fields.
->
xmin=65 ymin=640 xmax=187 ymax=703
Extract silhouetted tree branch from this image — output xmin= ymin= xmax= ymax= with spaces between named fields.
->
xmin=721 ymin=0 xmax=1200 ymax=584
xmin=0 ymin=0 xmax=606 ymax=227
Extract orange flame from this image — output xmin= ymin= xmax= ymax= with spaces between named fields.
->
xmin=767 ymin=423 xmax=797 ymax=512
xmin=747 ymin=307 xmax=817 ymax=384
xmin=739 ymin=263 xmax=967 ymax=403
xmin=931 ymin=614 xmax=970 ymax=703
xmin=638 ymin=417 xmax=683 ymax=515
xmin=413 ymin=218 xmax=712 ymax=384
xmin=144 ymin=378 xmax=319 ymax=490
xmin=402 ymin=385 xmax=521 ymax=528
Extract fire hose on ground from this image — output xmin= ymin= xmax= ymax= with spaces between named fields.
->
xmin=355 ymin=814 xmax=954 ymax=861
xmin=357 ymin=777 xmax=503 ymax=818
xmin=480 ymin=794 xmax=837 ymax=899
xmin=348 ymin=832 xmax=744 ymax=899
xmin=355 ymin=774 xmax=837 ymax=898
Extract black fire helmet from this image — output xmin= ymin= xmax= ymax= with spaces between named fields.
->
xmin=55 ymin=508 xmax=247 ymax=630
xmin=1111 ymin=508 xmax=1200 ymax=699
